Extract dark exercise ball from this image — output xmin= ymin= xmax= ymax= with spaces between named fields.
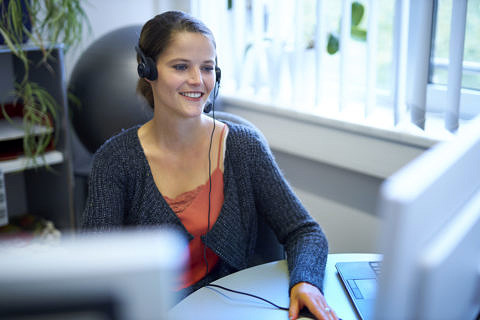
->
xmin=69 ymin=25 xmax=153 ymax=154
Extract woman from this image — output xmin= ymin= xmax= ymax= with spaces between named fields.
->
xmin=83 ymin=11 xmax=338 ymax=320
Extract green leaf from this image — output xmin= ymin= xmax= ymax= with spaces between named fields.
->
xmin=12 ymin=80 xmax=59 ymax=164
xmin=327 ymin=33 xmax=339 ymax=55
xmin=351 ymin=26 xmax=367 ymax=41
xmin=351 ymin=1 xmax=364 ymax=27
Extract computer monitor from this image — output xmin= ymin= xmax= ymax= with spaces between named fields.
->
xmin=374 ymin=116 xmax=480 ymax=320
xmin=0 ymin=227 xmax=188 ymax=320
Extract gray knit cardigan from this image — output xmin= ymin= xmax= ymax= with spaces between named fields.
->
xmin=82 ymin=120 xmax=328 ymax=298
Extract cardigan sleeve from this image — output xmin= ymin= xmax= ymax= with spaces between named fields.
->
xmin=82 ymin=144 xmax=128 ymax=232
xmin=248 ymin=129 xmax=329 ymax=293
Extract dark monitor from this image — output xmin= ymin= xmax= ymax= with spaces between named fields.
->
xmin=0 ymin=228 xmax=187 ymax=320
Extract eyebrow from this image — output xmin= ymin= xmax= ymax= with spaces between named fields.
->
xmin=167 ymin=58 xmax=215 ymax=65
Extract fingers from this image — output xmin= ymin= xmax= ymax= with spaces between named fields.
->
xmin=316 ymin=302 xmax=340 ymax=320
xmin=289 ymin=282 xmax=339 ymax=320
xmin=304 ymin=296 xmax=329 ymax=320
xmin=302 ymin=302 xmax=339 ymax=320
xmin=289 ymin=293 xmax=327 ymax=320
xmin=288 ymin=295 xmax=300 ymax=320
xmin=328 ymin=307 xmax=340 ymax=320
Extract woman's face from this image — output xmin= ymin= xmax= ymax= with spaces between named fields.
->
xmin=150 ymin=31 xmax=216 ymax=118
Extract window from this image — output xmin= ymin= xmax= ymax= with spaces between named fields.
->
xmin=192 ymin=0 xmax=480 ymax=137
xmin=431 ymin=0 xmax=480 ymax=91
xmin=428 ymin=0 xmax=480 ymax=122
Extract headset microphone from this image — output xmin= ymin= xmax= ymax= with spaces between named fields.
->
xmin=203 ymin=66 xmax=221 ymax=113
xmin=203 ymin=102 xmax=213 ymax=113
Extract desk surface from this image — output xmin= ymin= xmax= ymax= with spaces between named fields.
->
xmin=169 ymin=253 xmax=381 ymax=320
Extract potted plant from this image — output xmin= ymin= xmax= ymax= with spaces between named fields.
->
xmin=0 ymin=0 xmax=89 ymax=165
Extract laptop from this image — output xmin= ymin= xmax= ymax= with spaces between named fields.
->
xmin=335 ymin=260 xmax=382 ymax=320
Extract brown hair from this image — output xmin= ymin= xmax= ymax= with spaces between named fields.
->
xmin=136 ymin=11 xmax=216 ymax=109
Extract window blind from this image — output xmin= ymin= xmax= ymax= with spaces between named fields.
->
xmin=192 ymin=0 xmax=475 ymax=134
xmin=445 ymin=0 xmax=468 ymax=132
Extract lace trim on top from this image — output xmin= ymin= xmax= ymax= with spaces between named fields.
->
xmin=164 ymin=178 xmax=209 ymax=215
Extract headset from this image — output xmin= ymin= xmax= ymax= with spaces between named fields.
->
xmin=134 ymin=45 xmax=221 ymax=113
xmin=134 ymin=45 xmax=158 ymax=81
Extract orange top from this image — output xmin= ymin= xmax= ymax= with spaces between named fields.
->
xmin=165 ymin=124 xmax=226 ymax=289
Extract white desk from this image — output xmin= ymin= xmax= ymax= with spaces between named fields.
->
xmin=169 ymin=253 xmax=381 ymax=320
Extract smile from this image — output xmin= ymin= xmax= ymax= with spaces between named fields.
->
xmin=180 ymin=92 xmax=203 ymax=98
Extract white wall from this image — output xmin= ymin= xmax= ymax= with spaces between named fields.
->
xmin=221 ymin=101 xmax=432 ymax=253
xmin=275 ymin=149 xmax=383 ymax=254
xmin=65 ymin=0 xmax=191 ymax=80
xmin=295 ymin=188 xmax=381 ymax=253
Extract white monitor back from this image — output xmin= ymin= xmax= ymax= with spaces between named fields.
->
xmin=0 ymin=228 xmax=187 ymax=320
xmin=374 ymin=116 xmax=480 ymax=320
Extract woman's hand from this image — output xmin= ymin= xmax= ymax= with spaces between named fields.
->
xmin=289 ymin=282 xmax=339 ymax=320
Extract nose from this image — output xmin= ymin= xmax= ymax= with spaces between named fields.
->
xmin=187 ymin=67 xmax=202 ymax=85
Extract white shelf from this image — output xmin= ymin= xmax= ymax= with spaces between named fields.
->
xmin=0 ymin=150 xmax=64 ymax=174
xmin=0 ymin=118 xmax=52 ymax=141
xmin=0 ymin=43 xmax=64 ymax=54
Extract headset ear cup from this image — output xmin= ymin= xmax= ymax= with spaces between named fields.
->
xmin=137 ymin=62 xmax=147 ymax=78
xmin=135 ymin=45 xmax=158 ymax=81
xmin=145 ymin=56 xmax=158 ymax=81
xmin=137 ymin=58 xmax=157 ymax=81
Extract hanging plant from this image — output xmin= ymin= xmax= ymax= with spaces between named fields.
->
xmin=0 ymin=0 xmax=90 ymax=165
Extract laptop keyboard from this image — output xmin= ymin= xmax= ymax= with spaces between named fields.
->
xmin=369 ymin=261 xmax=382 ymax=277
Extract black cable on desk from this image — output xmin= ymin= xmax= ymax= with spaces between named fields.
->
xmin=205 ymin=284 xmax=289 ymax=311
xmin=205 ymin=284 xmax=343 ymax=320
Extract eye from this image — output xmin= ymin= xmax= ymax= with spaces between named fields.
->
xmin=173 ymin=64 xmax=188 ymax=71
xmin=202 ymin=65 xmax=215 ymax=72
